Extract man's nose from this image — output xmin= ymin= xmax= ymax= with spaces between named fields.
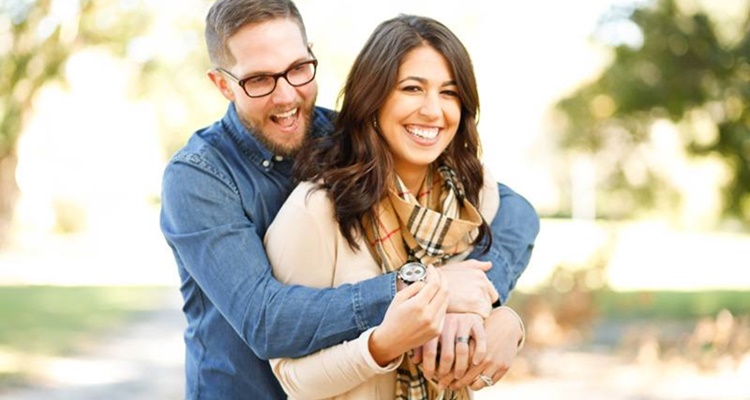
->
xmin=270 ymin=77 xmax=297 ymax=104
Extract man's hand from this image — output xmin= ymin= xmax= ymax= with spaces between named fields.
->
xmin=439 ymin=260 xmax=499 ymax=318
xmin=369 ymin=266 xmax=449 ymax=366
xmin=450 ymin=306 xmax=524 ymax=391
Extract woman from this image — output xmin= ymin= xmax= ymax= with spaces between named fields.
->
xmin=264 ymin=14 xmax=522 ymax=399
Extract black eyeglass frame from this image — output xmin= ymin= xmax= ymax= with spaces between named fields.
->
xmin=216 ymin=54 xmax=318 ymax=98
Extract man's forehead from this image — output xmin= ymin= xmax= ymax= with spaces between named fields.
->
xmin=228 ymin=18 xmax=308 ymax=73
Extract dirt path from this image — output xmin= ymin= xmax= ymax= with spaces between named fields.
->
xmin=3 ymin=291 xmax=748 ymax=399
xmin=1 ymin=291 xmax=185 ymax=400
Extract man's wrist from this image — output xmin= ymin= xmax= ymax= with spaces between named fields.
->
xmin=498 ymin=305 xmax=525 ymax=350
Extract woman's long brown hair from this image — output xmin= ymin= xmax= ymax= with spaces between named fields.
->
xmin=295 ymin=14 xmax=491 ymax=251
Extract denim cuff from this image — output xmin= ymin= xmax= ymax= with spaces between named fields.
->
xmin=351 ymin=274 xmax=394 ymax=332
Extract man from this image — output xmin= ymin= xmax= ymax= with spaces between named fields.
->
xmin=159 ymin=0 xmax=540 ymax=398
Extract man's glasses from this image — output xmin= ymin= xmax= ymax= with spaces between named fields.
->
xmin=216 ymin=58 xmax=318 ymax=98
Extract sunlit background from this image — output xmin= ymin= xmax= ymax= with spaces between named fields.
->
xmin=1 ymin=0 xmax=749 ymax=398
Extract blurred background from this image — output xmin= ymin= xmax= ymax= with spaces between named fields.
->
xmin=1 ymin=0 xmax=749 ymax=398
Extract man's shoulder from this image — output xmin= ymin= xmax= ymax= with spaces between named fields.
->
xmin=496 ymin=182 xmax=540 ymax=237
xmin=498 ymin=183 xmax=536 ymax=213
xmin=167 ymin=119 xmax=227 ymax=164
xmin=313 ymin=105 xmax=337 ymax=120
xmin=311 ymin=106 xmax=337 ymax=137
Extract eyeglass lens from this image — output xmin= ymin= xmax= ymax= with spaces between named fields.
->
xmin=242 ymin=60 xmax=316 ymax=97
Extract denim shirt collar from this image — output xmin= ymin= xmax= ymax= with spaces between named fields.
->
xmin=220 ymin=102 xmax=335 ymax=174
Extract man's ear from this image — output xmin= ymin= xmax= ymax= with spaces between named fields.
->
xmin=207 ymin=69 xmax=235 ymax=102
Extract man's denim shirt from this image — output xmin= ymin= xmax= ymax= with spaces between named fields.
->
xmin=160 ymin=103 xmax=540 ymax=399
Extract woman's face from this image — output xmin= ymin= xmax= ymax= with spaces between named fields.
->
xmin=377 ymin=45 xmax=461 ymax=181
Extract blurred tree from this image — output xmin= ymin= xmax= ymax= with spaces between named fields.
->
xmin=555 ymin=0 xmax=750 ymax=227
xmin=0 ymin=0 xmax=155 ymax=244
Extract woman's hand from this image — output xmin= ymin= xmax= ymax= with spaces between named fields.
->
xmin=410 ymin=312 xmax=486 ymax=388
xmin=369 ymin=266 xmax=449 ymax=366
xmin=450 ymin=306 xmax=524 ymax=391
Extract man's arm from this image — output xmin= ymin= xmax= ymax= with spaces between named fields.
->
xmin=160 ymin=157 xmax=393 ymax=360
xmin=466 ymin=182 xmax=540 ymax=303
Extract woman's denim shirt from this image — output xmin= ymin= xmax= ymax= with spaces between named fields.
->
xmin=160 ymin=103 xmax=540 ymax=399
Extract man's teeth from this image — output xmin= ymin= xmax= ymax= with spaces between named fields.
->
xmin=406 ymin=126 xmax=439 ymax=139
xmin=275 ymin=108 xmax=297 ymax=119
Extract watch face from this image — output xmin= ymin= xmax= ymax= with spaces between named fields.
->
xmin=399 ymin=262 xmax=427 ymax=284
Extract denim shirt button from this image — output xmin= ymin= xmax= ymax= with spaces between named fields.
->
xmin=274 ymin=155 xmax=284 ymax=162
xmin=262 ymin=159 xmax=270 ymax=168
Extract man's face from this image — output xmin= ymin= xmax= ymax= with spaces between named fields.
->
xmin=214 ymin=18 xmax=318 ymax=157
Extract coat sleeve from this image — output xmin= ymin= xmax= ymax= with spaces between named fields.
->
xmin=264 ymin=183 xmax=402 ymax=398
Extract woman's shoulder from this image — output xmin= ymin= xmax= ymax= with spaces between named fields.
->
xmin=478 ymin=166 xmax=500 ymax=221
xmin=266 ymin=181 xmax=336 ymax=243
xmin=285 ymin=180 xmax=334 ymax=214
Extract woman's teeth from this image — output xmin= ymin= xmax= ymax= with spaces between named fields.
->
xmin=406 ymin=125 xmax=439 ymax=140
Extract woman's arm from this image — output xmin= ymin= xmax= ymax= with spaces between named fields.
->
xmin=265 ymin=184 xmax=404 ymax=397
xmin=269 ymin=328 xmax=403 ymax=399
xmin=265 ymin=183 xmax=452 ymax=398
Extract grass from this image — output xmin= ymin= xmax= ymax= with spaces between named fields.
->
xmin=0 ymin=285 xmax=173 ymax=388
xmin=507 ymin=289 xmax=750 ymax=320
xmin=592 ymin=290 xmax=750 ymax=319
xmin=2 ymin=286 xmax=747 ymax=389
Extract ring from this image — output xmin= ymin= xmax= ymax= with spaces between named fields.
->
xmin=455 ymin=336 xmax=470 ymax=344
xmin=477 ymin=373 xmax=494 ymax=386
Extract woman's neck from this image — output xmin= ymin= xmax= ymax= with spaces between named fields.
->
xmin=395 ymin=167 xmax=429 ymax=196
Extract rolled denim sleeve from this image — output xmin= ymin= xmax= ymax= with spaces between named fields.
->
xmin=466 ymin=182 xmax=540 ymax=303
xmin=160 ymin=156 xmax=394 ymax=360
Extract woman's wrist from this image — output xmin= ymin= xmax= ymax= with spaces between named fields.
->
xmin=368 ymin=326 xmax=402 ymax=367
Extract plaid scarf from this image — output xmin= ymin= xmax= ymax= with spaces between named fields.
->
xmin=363 ymin=164 xmax=482 ymax=400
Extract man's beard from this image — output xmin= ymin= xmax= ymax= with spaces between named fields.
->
xmin=238 ymin=100 xmax=316 ymax=158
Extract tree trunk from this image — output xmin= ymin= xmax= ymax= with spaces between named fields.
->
xmin=0 ymin=151 xmax=19 ymax=248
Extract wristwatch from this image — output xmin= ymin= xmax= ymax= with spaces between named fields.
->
xmin=397 ymin=262 xmax=428 ymax=285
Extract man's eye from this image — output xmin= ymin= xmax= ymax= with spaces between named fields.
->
xmin=246 ymin=75 xmax=271 ymax=85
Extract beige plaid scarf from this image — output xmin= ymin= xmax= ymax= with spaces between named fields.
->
xmin=363 ymin=164 xmax=482 ymax=400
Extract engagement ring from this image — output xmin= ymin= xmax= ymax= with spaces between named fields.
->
xmin=477 ymin=373 xmax=494 ymax=386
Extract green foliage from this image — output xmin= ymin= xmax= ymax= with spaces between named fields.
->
xmin=0 ymin=0 xmax=157 ymax=242
xmin=1 ymin=0 xmax=150 ymax=156
xmin=555 ymin=0 xmax=750 ymax=225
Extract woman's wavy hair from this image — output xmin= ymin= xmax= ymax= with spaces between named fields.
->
xmin=295 ymin=14 xmax=491 ymax=251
